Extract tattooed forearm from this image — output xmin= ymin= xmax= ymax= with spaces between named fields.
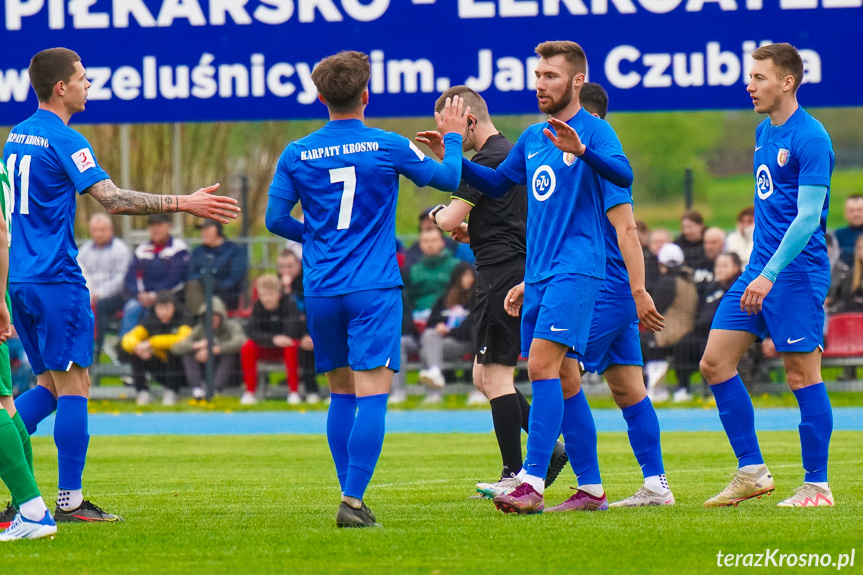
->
xmin=87 ymin=179 xmax=181 ymax=215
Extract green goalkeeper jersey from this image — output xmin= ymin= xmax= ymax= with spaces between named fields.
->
xmin=0 ymin=160 xmax=11 ymax=319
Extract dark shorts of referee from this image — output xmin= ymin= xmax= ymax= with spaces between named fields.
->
xmin=474 ymin=261 xmax=525 ymax=367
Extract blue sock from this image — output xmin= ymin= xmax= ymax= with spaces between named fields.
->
xmin=561 ymin=389 xmax=601 ymax=486
xmin=54 ymin=396 xmax=90 ymax=490
xmin=15 ymin=385 xmax=57 ymax=435
xmin=344 ymin=394 xmax=387 ymax=500
xmin=621 ymin=396 xmax=665 ymax=478
xmin=523 ymin=379 xmax=563 ymax=479
xmin=326 ymin=393 xmax=357 ymax=492
xmin=710 ymin=375 xmax=763 ymax=467
xmin=793 ymin=383 xmax=832 ymax=483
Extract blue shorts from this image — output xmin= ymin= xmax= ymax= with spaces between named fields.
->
xmin=579 ymin=295 xmax=643 ymax=374
xmin=521 ymin=274 xmax=602 ymax=357
xmin=711 ymin=267 xmax=829 ymax=353
xmin=305 ymin=287 xmax=402 ymax=373
xmin=9 ymin=282 xmax=94 ymax=374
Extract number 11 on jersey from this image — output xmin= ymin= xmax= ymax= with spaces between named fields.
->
xmin=330 ymin=166 xmax=356 ymax=230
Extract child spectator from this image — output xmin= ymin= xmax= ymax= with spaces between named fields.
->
xmin=171 ymin=296 xmax=245 ymax=400
xmin=418 ymin=263 xmax=477 ymax=403
xmin=121 ymin=291 xmax=191 ymax=406
xmin=240 ymin=275 xmax=320 ymax=405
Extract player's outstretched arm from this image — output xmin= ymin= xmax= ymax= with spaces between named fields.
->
xmin=266 ymin=196 xmax=303 ymax=242
xmin=544 ymin=118 xmax=633 ymax=188
xmin=460 ymin=160 xmax=518 ymax=198
xmin=87 ymin=179 xmax=241 ymax=223
xmin=606 ymin=203 xmax=664 ymax=332
xmin=740 ymin=184 xmax=827 ymax=315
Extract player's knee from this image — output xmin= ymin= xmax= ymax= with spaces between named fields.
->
xmin=699 ymin=354 xmax=727 ymax=383
xmin=527 ymin=356 xmax=556 ymax=382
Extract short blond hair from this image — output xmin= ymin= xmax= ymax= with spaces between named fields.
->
xmin=257 ymin=274 xmax=281 ymax=294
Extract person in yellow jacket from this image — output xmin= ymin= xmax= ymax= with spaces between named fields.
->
xmin=121 ymin=291 xmax=191 ymax=406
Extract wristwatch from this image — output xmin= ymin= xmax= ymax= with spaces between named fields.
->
xmin=429 ymin=204 xmax=447 ymax=228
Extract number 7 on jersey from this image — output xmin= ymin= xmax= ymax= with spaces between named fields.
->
xmin=330 ymin=166 xmax=356 ymax=230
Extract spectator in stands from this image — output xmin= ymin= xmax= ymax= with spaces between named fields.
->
xmin=418 ymin=263 xmax=477 ymax=403
xmin=829 ymin=234 xmax=863 ymax=314
xmin=121 ymin=291 xmax=191 ymax=406
xmin=240 ymin=275 xmax=320 ymax=406
xmin=825 ymin=233 xmax=852 ymax=315
xmin=642 ymin=243 xmax=697 ymax=403
xmin=186 ymin=220 xmax=248 ymax=312
xmin=647 ymin=228 xmax=671 ymax=296
xmin=121 ymin=214 xmax=189 ymax=336
xmin=277 ymin=248 xmax=304 ymax=307
xmin=78 ymin=213 xmax=132 ymax=360
xmin=675 ymin=210 xmax=709 ymax=270
xmin=405 ymin=227 xmax=461 ymax=322
xmin=403 ymin=209 xmax=459 ymax=270
xmin=672 ymin=253 xmax=743 ymax=402
xmin=170 ymin=296 xmax=245 ymax=400
xmin=836 ymin=195 xmax=863 ymax=267
xmin=690 ymin=226 xmax=726 ymax=298
xmin=726 ymin=206 xmax=755 ymax=267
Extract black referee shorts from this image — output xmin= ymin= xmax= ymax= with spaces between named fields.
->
xmin=474 ymin=261 xmax=525 ymax=366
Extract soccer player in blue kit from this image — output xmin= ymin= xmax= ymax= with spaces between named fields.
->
xmin=700 ymin=43 xmax=836 ymax=508
xmin=456 ymin=41 xmax=634 ymax=514
xmin=4 ymin=48 xmax=240 ymax=523
xmin=504 ymin=83 xmax=671 ymax=510
xmin=264 ymin=51 xmax=469 ymax=527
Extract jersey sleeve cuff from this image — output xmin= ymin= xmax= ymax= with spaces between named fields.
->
xmin=76 ymin=170 xmax=110 ymax=194
xmin=450 ymin=195 xmax=476 ymax=207
xmin=798 ymin=177 xmax=831 ymax=187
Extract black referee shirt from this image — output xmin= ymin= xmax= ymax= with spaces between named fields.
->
xmin=451 ymin=133 xmax=527 ymax=269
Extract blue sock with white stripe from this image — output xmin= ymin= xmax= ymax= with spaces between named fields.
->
xmin=793 ymin=383 xmax=832 ymax=483
xmin=53 ymin=396 xmax=89 ymax=491
xmin=561 ymin=389 xmax=601 ymax=486
xmin=14 ymin=385 xmax=57 ymax=435
xmin=326 ymin=393 xmax=357 ymax=492
xmin=344 ymin=394 xmax=387 ymax=500
xmin=621 ymin=396 xmax=665 ymax=478
xmin=710 ymin=375 xmax=763 ymax=467
xmin=523 ymin=379 xmax=564 ymax=483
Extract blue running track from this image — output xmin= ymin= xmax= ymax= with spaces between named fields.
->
xmin=29 ymin=408 xmax=863 ymax=436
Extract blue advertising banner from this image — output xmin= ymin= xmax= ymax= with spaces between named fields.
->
xmin=1 ymin=0 xmax=860 ymax=124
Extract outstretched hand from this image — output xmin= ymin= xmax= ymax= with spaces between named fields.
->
xmin=435 ymin=96 xmax=471 ymax=137
xmin=416 ymin=131 xmax=445 ymax=160
xmin=543 ymin=117 xmax=586 ymax=156
xmin=504 ymin=282 xmax=525 ymax=318
xmin=183 ymin=183 xmax=242 ymax=224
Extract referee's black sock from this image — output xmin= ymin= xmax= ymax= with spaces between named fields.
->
xmin=515 ymin=387 xmax=531 ymax=433
xmin=490 ymin=393 xmax=524 ymax=478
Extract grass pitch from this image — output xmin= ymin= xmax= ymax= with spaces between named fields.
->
xmin=4 ymin=430 xmax=862 ymax=574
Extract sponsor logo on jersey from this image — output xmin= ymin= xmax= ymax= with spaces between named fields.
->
xmin=531 ymin=165 xmax=556 ymax=202
xmin=756 ymin=164 xmax=773 ymax=200
xmin=562 ymin=152 xmax=576 ymax=166
xmin=72 ymin=148 xmax=95 ymax=173
xmin=777 ymin=148 xmax=790 ymax=167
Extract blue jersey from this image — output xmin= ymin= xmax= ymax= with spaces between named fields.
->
xmin=598 ymin=182 xmax=634 ymax=300
xmin=3 ymin=109 xmax=108 ymax=284
xmin=750 ymin=107 xmax=833 ymax=275
xmin=269 ymin=119 xmax=452 ymax=296
xmin=497 ymin=107 xmax=627 ymax=284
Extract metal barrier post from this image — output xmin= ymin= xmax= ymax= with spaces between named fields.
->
xmin=202 ymin=255 xmax=217 ymax=401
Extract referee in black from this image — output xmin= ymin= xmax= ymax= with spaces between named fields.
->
xmin=417 ymin=86 xmax=566 ymax=497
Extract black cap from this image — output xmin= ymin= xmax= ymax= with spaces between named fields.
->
xmin=147 ymin=214 xmax=171 ymax=225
